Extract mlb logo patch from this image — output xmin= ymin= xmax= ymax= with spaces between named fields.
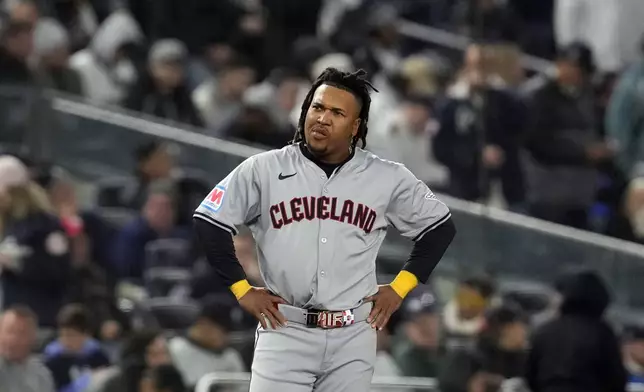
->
xmin=201 ymin=185 xmax=226 ymax=212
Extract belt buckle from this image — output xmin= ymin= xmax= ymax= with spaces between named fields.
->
xmin=305 ymin=309 xmax=320 ymax=328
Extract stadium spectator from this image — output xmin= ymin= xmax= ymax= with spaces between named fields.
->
xmin=523 ymin=42 xmax=614 ymax=229
xmin=192 ymin=56 xmax=257 ymax=134
xmin=435 ymin=44 xmax=526 ymax=207
xmin=139 ymin=364 xmax=186 ymax=392
xmin=606 ymin=38 xmax=644 ymax=242
xmin=241 ymin=67 xmax=305 ymax=138
xmin=441 ymin=275 xmax=496 ymax=353
xmin=525 ymin=269 xmax=627 ymax=392
xmin=168 ymin=297 xmax=245 ymax=389
xmin=438 ymin=303 xmax=529 ymax=392
xmin=111 ymin=188 xmax=191 ymax=281
xmin=126 ymin=141 xmax=176 ymax=210
xmin=69 ymin=8 xmax=144 ymax=104
xmin=43 ymin=304 xmax=111 ymax=392
xmin=622 ymin=324 xmax=644 ymax=386
xmin=352 ymin=3 xmax=403 ymax=78
xmin=0 ymin=305 xmax=56 ymax=392
xmin=41 ymin=166 xmax=127 ymax=341
xmin=124 ymin=39 xmax=203 ymax=127
xmin=0 ymin=155 xmax=71 ymax=328
xmin=222 ymin=104 xmax=292 ymax=150
xmin=0 ymin=16 xmax=36 ymax=85
xmin=451 ymin=0 xmax=520 ymax=43
xmin=49 ymin=0 xmax=99 ymax=54
xmin=368 ymin=93 xmax=448 ymax=188
xmin=5 ymin=0 xmax=40 ymax=28
xmin=391 ymin=286 xmax=442 ymax=378
xmin=87 ymin=329 xmax=171 ymax=392
xmin=32 ymin=17 xmax=84 ymax=95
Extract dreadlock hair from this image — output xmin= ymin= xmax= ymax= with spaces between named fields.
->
xmin=292 ymin=67 xmax=378 ymax=150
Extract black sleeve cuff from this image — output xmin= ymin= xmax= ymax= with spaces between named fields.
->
xmin=403 ymin=217 xmax=456 ymax=284
xmin=193 ymin=212 xmax=238 ymax=235
xmin=193 ymin=218 xmax=246 ymax=286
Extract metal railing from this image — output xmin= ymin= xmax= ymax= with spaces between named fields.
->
xmin=194 ymin=372 xmax=644 ymax=392
xmin=194 ymin=372 xmax=437 ymax=392
xmin=396 ymin=18 xmax=556 ymax=75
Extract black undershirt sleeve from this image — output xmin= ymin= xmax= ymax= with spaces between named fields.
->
xmin=402 ymin=217 xmax=456 ymax=284
xmin=193 ymin=217 xmax=246 ymax=286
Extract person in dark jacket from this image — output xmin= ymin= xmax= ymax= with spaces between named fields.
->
xmin=111 ymin=189 xmax=191 ymax=281
xmin=523 ymin=42 xmax=615 ymax=229
xmin=435 ymin=44 xmax=526 ymax=207
xmin=439 ymin=302 xmax=529 ymax=392
xmin=43 ymin=304 xmax=110 ymax=392
xmin=0 ymin=155 xmax=71 ymax=328
xmin=0 ymin=18 xmax=36 ymax=85
xmin=525 ymin=269 xmax=627 ymax=392
xmin=32 ymin=18 xmax=84 ymax=96
xmin=124 ymin=39 xmax=203 ymax=127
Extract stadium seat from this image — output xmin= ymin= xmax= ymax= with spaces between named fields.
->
xmin=145 ymin=238 xmax=194 ymax=269
xmin=95 ymin=206 xmax=138 ymax=230
xmin=145 ymin=267 xmax=193 ymax=298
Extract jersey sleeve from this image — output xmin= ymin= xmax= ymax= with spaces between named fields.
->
xmin=193 ymin=156 xmax=261 ymax=235
xmin=386 ymin=165 xmax=451 ymax=241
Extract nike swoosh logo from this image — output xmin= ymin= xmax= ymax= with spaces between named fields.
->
xmin=278 ymin=172 xmax=297 ymax=180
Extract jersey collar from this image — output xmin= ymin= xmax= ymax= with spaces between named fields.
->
xmin=298 ymin=142 xmax=356 ymax=176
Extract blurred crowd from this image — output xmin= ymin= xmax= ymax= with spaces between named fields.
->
xmin=3 ymin=0 xmax=644 ymax=242
xmin=2 ymin=0 xmax=644 ymax=391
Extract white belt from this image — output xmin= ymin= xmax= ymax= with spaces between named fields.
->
xmin=277 ymin=302 xmax=372 ymax=329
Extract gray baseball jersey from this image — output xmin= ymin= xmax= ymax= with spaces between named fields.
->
xmin=194 ymin=143 xmax=450 ymax=310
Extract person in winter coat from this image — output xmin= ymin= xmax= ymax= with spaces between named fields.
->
xmin=0 ymin=155 xmax=71 ymax=328
xmin=525 ymin=269 xmax=627 ymax=392
xmin=124 ymin=39 xmax=203 ymax=127
xmin=32 ymin=17 xmax=84 ymax=96
xmin=69 ymin=9 xmax=144 ymax=105
xmin=523 ymin=43 xmax=614 ymax=229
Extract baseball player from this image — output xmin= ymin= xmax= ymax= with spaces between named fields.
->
xmin=193 ymin=67 xmax=456 ymax=392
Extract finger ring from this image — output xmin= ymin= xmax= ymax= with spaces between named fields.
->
xmin=260 ymin=312 xmax=266 ymax=318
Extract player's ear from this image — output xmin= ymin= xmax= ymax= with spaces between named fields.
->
xmin=351 ymin=119 xmax=361 ymax=138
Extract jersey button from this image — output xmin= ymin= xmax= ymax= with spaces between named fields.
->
xmin=321 ymin=238 xmax=327 ymax=243
xmin=320 ymin=175 xmax=325 ymax=179
xmin=320 ymin=271 xmax=326 ymax=277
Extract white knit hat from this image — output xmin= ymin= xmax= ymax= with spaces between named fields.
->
xmin=33 ymin=17 xmax=70 ymax=56
xmin=0 ymin=155 xmax=29 ymax=192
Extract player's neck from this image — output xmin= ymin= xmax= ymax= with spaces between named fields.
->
xmin=301 ymin=142 xmax=353 ymax=165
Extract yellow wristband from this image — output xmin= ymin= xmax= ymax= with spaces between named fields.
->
xmin=390 ymin=270 xmax=418 ymax=299
xmin=230 ymin=279 xmax=252 ymax=300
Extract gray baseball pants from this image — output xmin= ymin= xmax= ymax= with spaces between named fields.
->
xmin=248 ymin=304 xmax=377 ymax=392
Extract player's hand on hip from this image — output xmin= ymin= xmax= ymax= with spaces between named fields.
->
xmin=238 ymin=287 xmax=288 ymax=329
xmin=364 ymin=285 xmax=403 ymax=331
